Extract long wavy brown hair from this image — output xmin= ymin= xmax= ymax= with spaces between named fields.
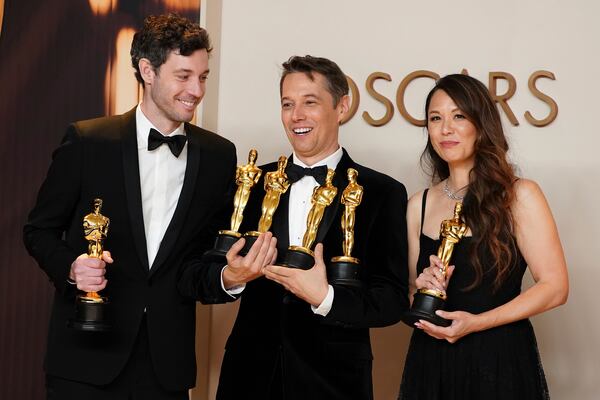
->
xmin=421 ymin=74 xmax=518 ymax=291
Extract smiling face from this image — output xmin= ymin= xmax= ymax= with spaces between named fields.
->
xmin=139 ymin=48 xmax=209 ymax=133
xmin=427 ymin=89 xmax=478 ymax=169
xmin=280 ymin=72 xmax=348 ymax=166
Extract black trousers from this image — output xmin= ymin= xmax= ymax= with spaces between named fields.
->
xmin=46 ymin=316 xmax=188 ymax=400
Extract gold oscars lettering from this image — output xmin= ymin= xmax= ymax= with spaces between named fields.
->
xmin=81 ymin=198 xmax=110 ymax=302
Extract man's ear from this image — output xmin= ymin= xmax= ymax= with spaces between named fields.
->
xmin=138 ymin=58 xmax=156 ymax=85
xmin=337 ymin=94 xmax=350 ymax=124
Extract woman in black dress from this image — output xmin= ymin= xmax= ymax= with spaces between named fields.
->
xmin=399 ymin=74 xmax=568 ymax=400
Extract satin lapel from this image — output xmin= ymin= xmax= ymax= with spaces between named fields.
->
xmin=315 ymin=149 xmax=353 ymax=245
xmin=121 ymin=108 xmax=150 ymax=271
xmin=149 ymin=124 xmax=200 ymax=275
xmin=271 ymin=189 xmax=290 ymax=256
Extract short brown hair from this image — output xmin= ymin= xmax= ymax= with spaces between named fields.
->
xmin=280 ymin=55 xmax=349 ymax=106
xmin=131 ymin=13 xmax=212 ymax=85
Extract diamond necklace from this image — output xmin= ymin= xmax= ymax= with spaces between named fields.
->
xmin=443 ymin=179 xmax=468 ymax=201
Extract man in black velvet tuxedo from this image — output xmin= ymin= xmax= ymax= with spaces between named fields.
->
xmin=23 ymin=14 xmax=275 ymax=400
xmin=214 ymin=56 xmax=409 ymax=399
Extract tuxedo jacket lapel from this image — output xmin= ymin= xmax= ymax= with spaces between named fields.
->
xmin=150 ymin=123 xmax=200 ymax=275
xmin=272 ymin=189 xmax=290 ymax=254
xmin=121 ymin=109 xmax=150 ymax=272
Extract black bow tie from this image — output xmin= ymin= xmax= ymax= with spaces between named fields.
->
xmin=147 ymin=128 xmax=187 ymax=157
xmin=285 ymin=163 xmax=328 ymax=185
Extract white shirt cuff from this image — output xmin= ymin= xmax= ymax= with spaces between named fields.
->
xmin=221 ymin=265 xmax=245 ymax=298
xmin=311 ymin=285 xmax=334 ymax=316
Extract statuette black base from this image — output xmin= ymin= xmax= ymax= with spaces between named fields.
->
xmin=241 ymin=231 xmax=260 ymax=255
xmin=282 ymin=246 xmax=314 ymax=270
xmin=328 ymin=257 xmax=362 ymax=287
xmin=213 ymin=230 xmax=242 ymax=255
xmin=68 ymin=297 xmax=111 ymax=332
xmin=402 ymin=291 xmax=451 ymax=327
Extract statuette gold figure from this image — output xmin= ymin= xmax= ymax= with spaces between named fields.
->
xmin=225 ymin=149 xmax=262 ymax=235
xmin=420 ymin=202 xmax=467 ymax=299
xmin=257 ymin=156 xmax=290 ymax=233
xmin=283 ymin=168 xmax=338 ymax=270
xmin=437 ymin=202 xmax=468 ymax=268
xmin=301 ymin=168 xmax=337 ymax=251
xmin=402 ymin=201 xmax=468 ymax=327
xmin=328 ymin=168 xmax=365 ymax=286
xmin=335 ymin=168 xmax=363 ymax=262
xmin=81 ymin=198 xmax=110 ymax=302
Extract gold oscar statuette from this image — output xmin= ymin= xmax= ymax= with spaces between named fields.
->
xmin=213 ymin=149 xmax=262 ymax=254
xmin=283 ymin=168 xmax=337 ymax=270
xmin=242 ymin=155 xmax=290 ymax=254
xmin=300 ymin=168 xmax=338 ymax=251
xmin=420 ymin=201 xmax=468 ymax=299
xmin=257 ymin=156 xmax=291 ymax=233
xmin=81 ymin=198 xmax=110 ymax=302
xmin=69 ymin=198 xmax=112 ymax=331
xmin=329 ymin=168 xmax=364 ymax=286
xmin=333 ymin=168 xmax=363 ymax=263
xmin=402 ymin=201 xmax=467 ymax=327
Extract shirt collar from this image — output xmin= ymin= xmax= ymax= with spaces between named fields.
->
xmin=292 ymin=146 xmax=343 ymax=171
xmin=136 ymin=104 xmax=186 ymax=150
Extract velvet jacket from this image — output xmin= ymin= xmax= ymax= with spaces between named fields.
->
xmin=216 ymin=149 xmax=409 ymax=400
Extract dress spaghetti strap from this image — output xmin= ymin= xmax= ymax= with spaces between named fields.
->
xmin=420 ymin=189 xmax=429 ymax=236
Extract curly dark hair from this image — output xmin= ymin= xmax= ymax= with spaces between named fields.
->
xmin=421 ymin=74 xmax=518 ymax=291
xmin=130 ymin=13 xmax=212 ymax=85
xmin=280 ymin=55 xmax=349 ymax=107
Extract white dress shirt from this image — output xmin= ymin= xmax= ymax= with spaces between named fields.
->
xmin=289 ymin=147 xmax=343 ymax=316
xmin=136 ymin=105 xmax=187 ymax=268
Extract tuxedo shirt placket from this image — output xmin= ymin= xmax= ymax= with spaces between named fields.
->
xmin=287 ymin=147 xmax=344 ymax=246
xmin=286 ymin=147 xmax=343 ymax=316
xmin=136 ymin=106 xmax=187 ymax=268
xmin=288 ymin=176 xmax=318 ymax=247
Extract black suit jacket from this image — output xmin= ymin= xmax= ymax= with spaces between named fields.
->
xmin=216 ymin=149 xmax=409 ymax=400
xmin=23 ymin=108 xmax=238 ymax=391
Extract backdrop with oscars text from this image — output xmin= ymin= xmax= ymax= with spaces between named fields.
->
xmin=201 ymin=1 xmax=600 ymax=399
